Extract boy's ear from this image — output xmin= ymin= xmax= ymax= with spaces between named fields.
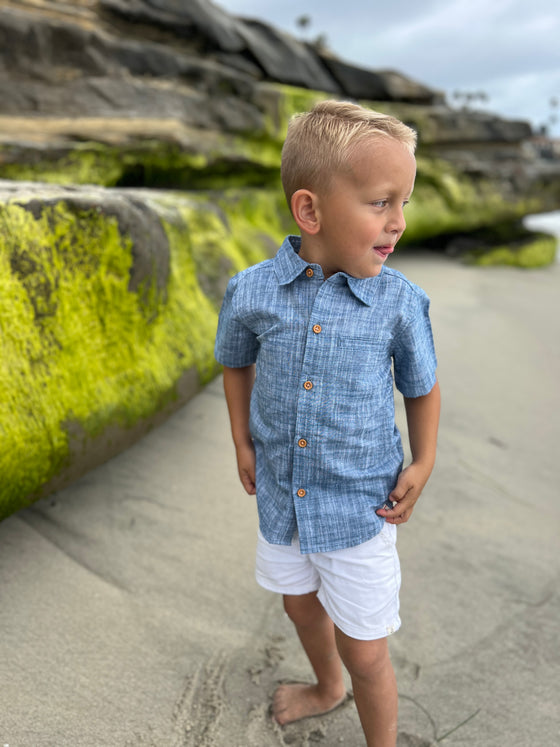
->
xmin=291 ymin=189 xmax=320 ymax=235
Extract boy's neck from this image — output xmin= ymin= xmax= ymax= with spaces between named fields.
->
xmin=298 ymin=235 xmax=337 ymax=279
xmin=297 ymin=233 xmax=385 ymax=281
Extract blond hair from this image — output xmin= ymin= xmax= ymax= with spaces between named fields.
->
xmin=281 ymin=99 xmax=417 ymax=207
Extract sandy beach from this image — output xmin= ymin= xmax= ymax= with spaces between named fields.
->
xmin=1 ymin=250 xmax=559 ymax=747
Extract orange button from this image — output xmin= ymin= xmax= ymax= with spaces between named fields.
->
xmin=303 ymin=380 xmax=313 ymax=391
xmin=297 ymin=488 xmax=306 ymax=498
xmin=298 ymin=438 xmax=308 ymax=448
xmin=305 ymin=267 xmax=314 ymax=277
xmin=312 ymin=324 xmax=322 ymax=334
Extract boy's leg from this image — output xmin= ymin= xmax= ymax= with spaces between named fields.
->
xmin=272 ymin=592 xmax=347 ymax=725
xmin=334 ymin=628 xmax=398 ymax=747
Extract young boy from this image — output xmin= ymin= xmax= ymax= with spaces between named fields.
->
xmin=214 ymin=100 xmax=440 ymax=747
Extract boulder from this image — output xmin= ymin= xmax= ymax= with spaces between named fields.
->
xmin=99 ymin=0 xmax=246 ymax=51
xmin=0 ymin=179 xmax=293 ymax=521
xmin=0 ymin=4 xmax=258 ymax=129
xmin=319 ymin=57 xmax=441 ymax=104
xmin=234 ymin=20 xmax=341 ymax=92
xmin=0 ymin=0 xmax=443 ymax=125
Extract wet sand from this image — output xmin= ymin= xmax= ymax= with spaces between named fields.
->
xmin=1 ymin=251 xmax=559 ymax=746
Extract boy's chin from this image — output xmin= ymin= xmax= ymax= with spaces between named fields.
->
xmin=348 ymin=266 xmax=384 ymax=279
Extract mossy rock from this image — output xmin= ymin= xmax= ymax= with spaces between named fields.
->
xmin=0 ymin=138 xmax=283 ymax=191
xmin=1 ymin=81 xmax=557 ymax=258
xmin=0 ymin=184 xmax=290 ymax=522
xmin=400 ymin=157 xmax=544 ymax=246
xmin=466 ymin=232 xmax=557 ymax=267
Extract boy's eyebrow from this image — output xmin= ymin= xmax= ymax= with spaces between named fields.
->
xmin=365 ymin=186 xmax=415 ymax=197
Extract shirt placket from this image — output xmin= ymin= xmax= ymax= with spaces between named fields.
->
xmin=291 ymin=277 xmax=333 ymax=551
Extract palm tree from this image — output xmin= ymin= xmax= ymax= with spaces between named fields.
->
xmin=295 ymin=14 xmax=312 ymax=35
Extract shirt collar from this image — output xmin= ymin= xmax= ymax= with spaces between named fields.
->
xmin=273 ymin=235 xmax=382 ymax=307
xmin=273 ymin=235 xmax=309 ymax=285
xmin=345 ymin=274 xmax=382 ymax=306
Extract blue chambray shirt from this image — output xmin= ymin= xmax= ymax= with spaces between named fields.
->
xmin=215 ymin=235 xmax=437 ymax=554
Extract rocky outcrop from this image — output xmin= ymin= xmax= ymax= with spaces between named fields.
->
xmin=1 ymin=0 xmax=559 ymax=521
xmin=0 ymin=0 xmax=437 ymax=120
xmin=2 ymin=0 xmax=557 ymax=208
xmin=0 ymin=179 xmax=293 ymax=521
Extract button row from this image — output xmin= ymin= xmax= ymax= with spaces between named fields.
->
xmin=298 ymin=321 xmax=321 ymax=499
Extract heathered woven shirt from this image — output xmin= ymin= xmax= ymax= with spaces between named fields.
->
xmin=215 ymin=235 xmax=437 ymax=554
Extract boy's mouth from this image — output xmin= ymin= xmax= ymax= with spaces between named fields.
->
xmin=373 ymin=245 xmax=394 ymax=258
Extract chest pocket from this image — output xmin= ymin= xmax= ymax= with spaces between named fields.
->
xmin=335 ymin=336 xmax=391 ymax=395
xmin=256 ymin=321 xmax=306 ymax=374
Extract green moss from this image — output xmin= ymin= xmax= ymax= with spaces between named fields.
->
xmin=0 ymin=140 xmax=282 ymax=190
xmin=467 ymin=233 xmax=557 ymax=267
xmin=1 ymin=87 xmax=556 ymax=248
xmin=219 ymin=188 xmax=296 ymax=260
xmin=253 ymin=83 xmax=329 ymax=143
xmin=0 ymin=143 xmax=126 ymax=186
xmin=0 ymin=86 xmax=333 ymax=189
xmin=144 ymin=188 xmax=295 ymax=310
xmin=0 ymin=200 xmax=221 ymax=519
xmin=401 ymin=157 xmax=542 ymax=244
xmin=0 ymin=185 xmax=301 ymax=520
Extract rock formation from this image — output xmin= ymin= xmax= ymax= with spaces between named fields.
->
xmin=1 ymin=0 xmax=558 ymax=204
xmin=0 ymin=0 xmax=559 ymax=520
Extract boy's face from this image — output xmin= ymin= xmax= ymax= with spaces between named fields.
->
xmin=312 ymin=137 xmax=416 ymax=278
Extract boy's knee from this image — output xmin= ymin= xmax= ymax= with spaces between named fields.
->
xmin=283 ymin=592 xmax=324 ymax=628
xmin=335 ymin=630 xmax=390 ymax=681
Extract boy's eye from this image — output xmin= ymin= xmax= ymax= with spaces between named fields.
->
xmin=370 ymin=199 xmax=411 ymax=208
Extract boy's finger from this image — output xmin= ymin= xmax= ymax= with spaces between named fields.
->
xmin=376 ymin=499 xmax=412 ymax=522
xmin=240 ymin=471 xmax=256 ymax=494
xmin=376 ymin=502 xmax=397 ymax=517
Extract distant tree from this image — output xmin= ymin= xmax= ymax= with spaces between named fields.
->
xmin=311 ymin=33 xmax=330 ymax=53
xmin=294 ymin=14 xmax=330 ymax=53
xmin=295 ymin=15 xmax=312 ymax=34
xmin=452 ymin=90 xmax=490 ymax=110
xmin=548 ymin=97 xmax=558 ymax=130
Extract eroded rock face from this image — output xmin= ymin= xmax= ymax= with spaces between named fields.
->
xmin=0 ymin=0 xmax=558 ymax=202
xmin=1 ymin=0 xmax=557 ymax=209
xmin=0 ymin=0 xmax=438 ymax=123
xmin=0 ymin=179 xmax=285 ymax=521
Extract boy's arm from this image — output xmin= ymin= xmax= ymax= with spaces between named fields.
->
xmin=223 ymin=365 xmax=257 ymax=495
xmin=377 ymin=380 xmax=441 ymax=524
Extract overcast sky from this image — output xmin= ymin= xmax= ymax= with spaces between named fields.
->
xmin=216 ymin=0 xmax=560 ymax=138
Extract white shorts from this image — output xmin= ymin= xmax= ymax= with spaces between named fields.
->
xmin=256 ymin=522 xmax=401 ymax=641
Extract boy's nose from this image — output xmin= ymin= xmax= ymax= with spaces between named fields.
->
xmin=388 ymin=207 xmax=406 ymax=233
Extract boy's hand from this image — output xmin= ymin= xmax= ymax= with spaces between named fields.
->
xmin=236 ymin=441 xmax=256 ymax=495
xmin=223 ymin=365 xmax=257 ymax=495
xmin=378 ymin=382 xmax=440 ymax=524
xmin=376 ymin=462 xmax=431 ymax=524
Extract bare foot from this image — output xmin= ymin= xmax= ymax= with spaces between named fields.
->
xmin=272 ymin=682 xmax=348 ymax=726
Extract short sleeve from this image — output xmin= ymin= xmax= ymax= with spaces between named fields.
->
xmin=214 ymin=275 xmax=259 ymax=367
xmin=393 ymin=290 xmax=437 ymax=397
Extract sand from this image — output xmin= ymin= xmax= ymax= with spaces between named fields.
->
xmin=1 ymin=250 xmax=559 ymax=747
